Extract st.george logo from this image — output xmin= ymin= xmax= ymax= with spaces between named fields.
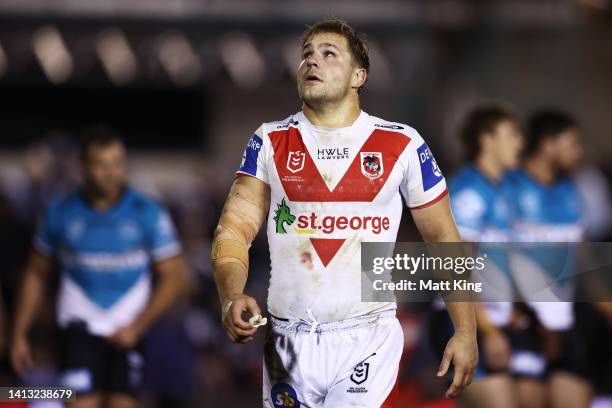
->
xmin=360 ymin=152 xmax=384 ymax=180
xmin=287 ymin=151 xmax=305 ymax=173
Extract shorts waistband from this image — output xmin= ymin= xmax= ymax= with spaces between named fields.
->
xmin=270 ymin=309 xmax=396 ymax=334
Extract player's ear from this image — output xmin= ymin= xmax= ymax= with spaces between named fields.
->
xmin=352 ymin=67 xmax=367 ymax=90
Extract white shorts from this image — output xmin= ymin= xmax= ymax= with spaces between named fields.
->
xmin=263 ymin=309 xmax=403 ymax=408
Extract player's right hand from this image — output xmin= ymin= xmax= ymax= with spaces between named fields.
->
xmin=221 ymin=294 xmax=262 ymax=344
xmin=482 ymin=329 xmax=511 ymax=370
xmin=10 ymin=335 xmax=34 ymax=379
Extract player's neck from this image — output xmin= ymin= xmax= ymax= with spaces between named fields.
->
xmin=83 ymin=184 xmax=125 ymax=211
xmin=474 ymin=155 xmax=503 ymax=183
xmin=302 ymin=97 xmax=361 ymax=128
xmin=524 ymin=156 xmax=556 ymax=185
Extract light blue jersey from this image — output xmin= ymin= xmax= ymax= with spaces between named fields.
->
xmin=449 ymin=166 xmax=513 ymax=242
xmin=505 ymin=169 xmax=583 ymax=330
xmin=506 ymin=169 xmax=582 ymax=242
xmin=34 ymin=188 xmax=181 ymax=336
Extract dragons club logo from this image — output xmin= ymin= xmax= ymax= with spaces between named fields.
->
xmin=273 ymin=198 xmax=296 ymax=234
xmin=360 ymin=152 xmax=384 ymax=180
xmin=287 ymin=151 xmax=305 ymax=173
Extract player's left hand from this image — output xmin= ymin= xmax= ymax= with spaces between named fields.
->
xmin=437 ymin=330 xmax=478 ymax=399
xmin=107 ymin=325 xmax=142 ymax=350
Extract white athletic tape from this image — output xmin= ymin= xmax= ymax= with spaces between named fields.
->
xmin=249 ymin=315 xmax=268 ymax=327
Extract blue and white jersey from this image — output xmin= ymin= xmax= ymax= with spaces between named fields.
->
xmin=507 ymin=169 xmax=583 ymax=242
xmin=449 ymin=166 xmax=513 ymax=242
xmin=505 ymin=169 xmax=584 ymax=330
xmin=447 ymin=166 xmax=514 ymax=325
xmin=34 ymin=188 xmax=181 ymax=336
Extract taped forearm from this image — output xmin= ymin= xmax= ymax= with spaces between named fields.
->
xmin=211 ymin=180 xmax=267 ymax=276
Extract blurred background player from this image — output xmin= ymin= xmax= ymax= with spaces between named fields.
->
xmin=507 ymin=110 xmax=591 ymax=408
xmin=10 ymin=127 xmax=188 ymax=408
xmin=431 ymin=105 xmax=525 ymax=408
xmin=212 ymin=18 xmax=478 ymax=407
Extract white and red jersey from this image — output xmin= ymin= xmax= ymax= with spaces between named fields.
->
xmin=236 ymin=110 xmax=447 ymax=323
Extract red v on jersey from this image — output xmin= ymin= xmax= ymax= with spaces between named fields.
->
xmin=309 ymin=238 xmax=345 ymax=267
xmin=269 ymin=127 xmax=411 ymax=202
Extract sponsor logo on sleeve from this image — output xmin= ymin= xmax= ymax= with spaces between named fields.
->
xmin=417 ymin=143 xmax=443 ymax=191
xmin=238 ymin=133 xmax=263 ymax=176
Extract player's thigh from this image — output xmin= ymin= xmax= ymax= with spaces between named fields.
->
xmin=107 ymin=346 xmax=145 ymax=398
xmin=548 ymin=372 xmax=592 ymax=408
xmin=59 ymin=325 xmax=110 ymax=397
xmin=457 ymin=374 xmax=516 ymax=408
xmin=263 ymin=332 xmax=323 ymax=408
xmin=105 ymin=392 xmax=140 ymax=408
xmin=322 ymin=319 xmax=403 ymax=408
xmin=515 ymin=378 xmax=546 ymax=408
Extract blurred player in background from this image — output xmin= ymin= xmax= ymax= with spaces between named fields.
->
xmin=10 ymin=127 xmax=188 ymax=408
xmin=212 ymin=18 xmax=477 ymax=407
xmin=431 ymin=105 xmax=524 ymax=408
xmin=507 ymin=111 xmax=590 ymax=408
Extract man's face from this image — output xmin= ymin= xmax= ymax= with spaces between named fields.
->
xmin=486 ymin=119 xmax=524 ymax=169
xmin=297 ymin=32 xmax=362 ymax=105
xmin=552 ymin=128 xmax=582 ymax=172
xmin=83 ymin=141 xmax=126 ymax=197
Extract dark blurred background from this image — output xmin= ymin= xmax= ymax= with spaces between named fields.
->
xmin=1 ymin=0 xmax=612 ymax=407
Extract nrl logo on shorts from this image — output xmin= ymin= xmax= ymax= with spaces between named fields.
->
xmin=287 ymin=151 xmax=305 ymax=173
xmin=350 ymin=362 xmax=370 ymax=385
xmin=360 ymin=152 xmax=383 ymax=180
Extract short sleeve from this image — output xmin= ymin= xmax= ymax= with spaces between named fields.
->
xmin=147 ymin=206 xmax=182 ymax=262
xmin=235 ymin=126 xmax=269 ymax=184
xmin=400 ymin=136 xmax=448 ymax=209
xmin=33 ymin=204 xmax=59 ymax=256
xmin=449 ymin=187 xmax=487 ymax=240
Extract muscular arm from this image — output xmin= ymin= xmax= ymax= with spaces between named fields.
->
xmin=13 ymin=250 xmax=53 ymax=340
xmin=411 ymin=195 xmax=476 ymax=333
xmin=411 ymin=195 xmax=478 ymax=398
xmin=108 ymin=251 xmax=189 ymax=349
xmin=11 ymin=249 xmax=53 ymax=377
xmin=212 ymin=175 xmax=270 ymax=342
xmin=132 ymin=255 xmax=188 ymax=334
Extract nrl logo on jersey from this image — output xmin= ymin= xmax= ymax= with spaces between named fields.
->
xmin=360 ymin=152 xmax=383 ymax=179
xmin=287 ymin=151 xmax=305 ymax=173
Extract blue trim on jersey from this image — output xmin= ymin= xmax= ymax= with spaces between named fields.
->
xmin=417 ymin=143 xmax=444 ymax=191
xmin=239 ymin=133 xmax=263 ymax=176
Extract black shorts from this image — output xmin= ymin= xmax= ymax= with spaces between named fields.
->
xmin=58 ymin=323 xmax=145 ymax=397
xmin=510 ymin=302 xmax=611 ymax=384
xmin=549 ymin=302 xmax=612 ymax=387
xmin=504 ymin=306 xmax=547 ymax=380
